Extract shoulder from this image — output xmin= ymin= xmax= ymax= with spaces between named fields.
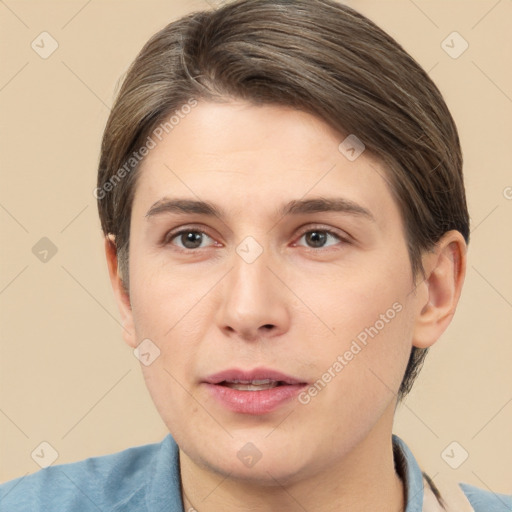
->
xmin=392 ymin=435 xmax=511 ymax=512
xmin=459 ymin=482 xmax=512 ymax=512
xmin=0 ymin=436 xmax=173 ymax=512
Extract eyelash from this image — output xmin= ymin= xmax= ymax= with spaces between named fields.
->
xmin=162 ymin=224 xmax=351 ymax=252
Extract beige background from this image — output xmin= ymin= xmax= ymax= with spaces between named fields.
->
xmin=1 ymin=0 xmax=511 ymax=496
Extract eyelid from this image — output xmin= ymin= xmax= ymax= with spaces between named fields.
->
xmin=162 ymin=223 xmax=352 ymax=250
xmin=162 ymin=224 xmax=220 ymax=248
xmin=293 ymin=224 xmax=352 ymax=246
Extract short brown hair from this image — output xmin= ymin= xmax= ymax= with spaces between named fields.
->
xmin=97 ymin=0 xmax=470 ymax=399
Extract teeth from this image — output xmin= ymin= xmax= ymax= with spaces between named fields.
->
xmin=223 ymin=379 xmax=280 ymax=391
xmin=250 ymin=379 xmax=272 ymax=385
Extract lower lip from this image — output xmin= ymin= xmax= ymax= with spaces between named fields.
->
xmin=204 ymin=383 xmax=307 ymax=415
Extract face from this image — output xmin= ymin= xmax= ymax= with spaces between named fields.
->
xmin=118 ymin=100 xmax=425 ymax=484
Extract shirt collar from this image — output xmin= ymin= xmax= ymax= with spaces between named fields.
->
xmin=393 ymin=434 xmax=425 ymax=512
xmin=147 ymin=434 xmax=184 ymax=512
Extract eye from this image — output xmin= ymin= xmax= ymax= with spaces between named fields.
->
xmin=165 ymin=228 xmax=216 ymax=250
xmin=163 ymin=226 xmax=348 ymax=251
xmin=295 ymin=228 xmax=346 ymax=249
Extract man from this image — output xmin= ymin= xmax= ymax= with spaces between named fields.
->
xmin=1 ymin=0 xmax=510 ymax=510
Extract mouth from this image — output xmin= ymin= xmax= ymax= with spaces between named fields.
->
xmin=218 ymin=379 xmax=286 ymax=391
xmin=203 ymin=368 xmax=308 ymax=415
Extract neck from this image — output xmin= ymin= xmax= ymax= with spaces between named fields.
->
xmin=180 ymin=405 xmax=405 ymax=512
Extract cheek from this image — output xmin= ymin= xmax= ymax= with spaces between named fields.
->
xmin=129 ymin=252 xmax=211 ymax=338
xmin=305 ymin=262 xmax=411 ymax=347
xmin=295 ymin=302 xmax=414 ymax=459
xmin=127 ymin=256 xmax=215 ymax=410
xmin=300 ymin=261 xmax=415 ymax=402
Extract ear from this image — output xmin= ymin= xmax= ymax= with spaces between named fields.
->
xmin=412 ymin=230 xmax=467 ymax=349
xmin=105 ymin=236 xmax=137 ymax=348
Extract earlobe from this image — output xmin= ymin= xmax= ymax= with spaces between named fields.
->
xmin=412 ymin=231 xmax=467 ymax=349
xmin=104 ymin=236 xmax=137 ymax=348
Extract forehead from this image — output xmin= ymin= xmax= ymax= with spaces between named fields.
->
xmin=133 ymin=100 xmax=401 ymax=231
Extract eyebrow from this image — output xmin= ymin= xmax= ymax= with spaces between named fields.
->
xmin=145 ymin=196 xmax=375 ymax=222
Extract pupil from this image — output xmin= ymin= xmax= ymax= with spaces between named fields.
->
xmin=183 ymin=231 xmax=202 ymax=248
xmin=307 ymin=231 xmax=326 ymax=247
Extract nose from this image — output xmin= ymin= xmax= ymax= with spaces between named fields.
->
xmin=215 ymin=248 xmax=291 ymax=342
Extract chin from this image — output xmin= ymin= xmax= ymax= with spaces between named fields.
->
xmin=185 ymin=431 xmax=319 ymax=486
xmin=206 ymin=454 xmax=310 ymax=486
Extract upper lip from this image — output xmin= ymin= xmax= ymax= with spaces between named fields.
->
xmin=203 ymin=367 xmax=307 ymax=385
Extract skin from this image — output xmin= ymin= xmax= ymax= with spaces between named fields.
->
xmin=106 ymin=100 xmax=467 ymax=512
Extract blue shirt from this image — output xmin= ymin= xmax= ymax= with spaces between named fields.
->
xmin=0 ymin=434 xmax=510 ymax=511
